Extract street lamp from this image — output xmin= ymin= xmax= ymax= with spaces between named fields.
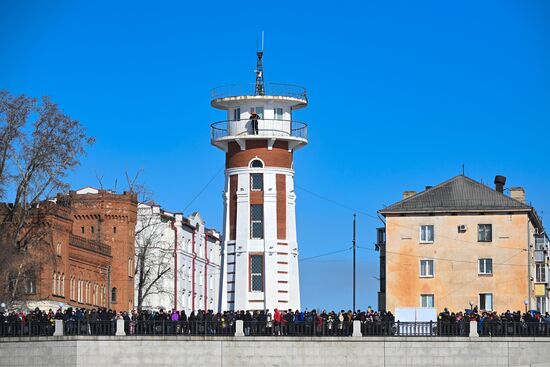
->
xmin=524 ymin=299 xmax=529 ymax=313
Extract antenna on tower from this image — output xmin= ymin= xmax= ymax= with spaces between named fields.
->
xmin=254 ymin=31 xmax=265 ymax=96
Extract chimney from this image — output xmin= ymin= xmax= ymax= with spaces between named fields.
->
xmin=494 ymin=175 xmax=506 ymax=193
xmin=403 ymin=191 xmax=417 ymax=200
xmin=510 ymin=187 xmax=525 ymax=203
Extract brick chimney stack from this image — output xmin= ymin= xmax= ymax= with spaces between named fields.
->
xmin=403 ymin=191 xmax=417 ymax=200
xmin=510 ymin=187 xmax=526 ymax=203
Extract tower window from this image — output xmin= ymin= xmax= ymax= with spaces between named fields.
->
xmin=250 ymin=254 xmax=264 ymax=292
xmin=250 ymin=159 xmax=264 ymax=168
xmin=233 ymin=107 xmax=240 ymax=121
xmin=250 ymin=173 xmax=263 ymax=191
xmin=250 ymin=204 xmax=264 ymax=239
xmin=275 ymin=108 xmax=283 ymax=120
xmin=250 ymin=107 xmax=264 ymax=118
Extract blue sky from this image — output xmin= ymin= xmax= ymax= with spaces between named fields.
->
xmin=1 ymin=0 xmax=549 ymax=311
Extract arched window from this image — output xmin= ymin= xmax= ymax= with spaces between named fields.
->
xmin=61 ymin=274 xmax=65 ymax=296
xmin=111 ymin=287 xmax=117 ymax=303
xmin=249 ymin=159 xmax=264 ymax=168
xmin=52 ymin=272 xmax=56 ymax=295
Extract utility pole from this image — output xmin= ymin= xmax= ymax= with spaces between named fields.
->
xmin=353 ymin=213 xmax=356 ymax=312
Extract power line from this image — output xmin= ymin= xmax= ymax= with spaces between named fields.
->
xmin=357 ymin=245 xmax=528 ymax=267
xmin=299 ymin=247 xmax=352 ymax=262
xmin=182 ymin=166 xmax=224 ymax=213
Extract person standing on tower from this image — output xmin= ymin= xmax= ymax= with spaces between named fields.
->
xmin=250 ymin=111 xmax=259 ymax=135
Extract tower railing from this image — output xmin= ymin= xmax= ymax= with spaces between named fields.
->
xmin=211 ymin=83 xmax=307 ymax=102
xmin=211 ymin=119 xmax=308 ymax=141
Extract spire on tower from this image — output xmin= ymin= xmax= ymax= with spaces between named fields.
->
xmin=254 ymin=32 xmax=265 ymax=96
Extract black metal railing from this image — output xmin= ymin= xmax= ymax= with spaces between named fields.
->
xmin=0 ymin=321 xmax=54 ymax=337
xmin=479 ymin=321 xmax=550 ymax=337
xmin=211 ymin=83 xmax=307 ymax=102
xmin=210 ymin=119 xmax=308 ymax=141
xmin=128 ymin=320 xmax=235 ymax=336
xmin=243 ymin=320 xmax=354 ymax=337
xmin=64 ymin=320 xmax=115 ymax=336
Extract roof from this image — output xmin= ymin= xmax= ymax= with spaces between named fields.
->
xmin=379 ymin=175 xmax=533 ymax=215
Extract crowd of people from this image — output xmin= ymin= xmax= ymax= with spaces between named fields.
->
xmin=2 ymin=305 xmax=550 ymax=337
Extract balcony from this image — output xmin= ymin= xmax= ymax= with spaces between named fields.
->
xmin=210 ymin=119 xmax=308 ymax=151
xmin=211 ymin=82 xmax=307 ymax=103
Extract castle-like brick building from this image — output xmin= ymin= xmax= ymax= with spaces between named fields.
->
xmin=21 ymin=187 xmax=137 ymax=312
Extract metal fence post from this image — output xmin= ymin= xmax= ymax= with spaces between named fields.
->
xmin=53 ymin=320 xmax=64 ymax=336
xmin=116 ymin=319 xmax=126 ymax=336
xmin=469 ymin=320 xmax=478 ymax=337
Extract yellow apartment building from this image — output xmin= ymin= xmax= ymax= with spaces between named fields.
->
xmin=377 ymin=175 xmax=548 ymax=314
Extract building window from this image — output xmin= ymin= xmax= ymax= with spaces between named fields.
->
xmin=479 ymin=259 xmax=493 ymax=275
xmin=536 ymin=297 xmax=547 ymax=313
xmin=52 ymin=272 xmax=56 ymax=295
xmin=56 ymin=243 xmax=62 ymax=257
xmin=275 ymin=107 xmax=283 ymax=120
xmin=478 ymin=224 xmax=492 ymax=242
xmin=420 ymin=294 xmax=434 ymax=308
xmin=250 ymin=254 xmax=264 ymax=292
xmin=536 ymin=263 xmax=546 ymax=283
xmin=24 ymin=272 xmax=36 ymax=294
xmin=250 ymin=106 xmax=264 ymax=118
xmin=250 ymin=159 xmax=264 ymax=168
xmin=128 ymin=258 xmax=133 ymax=277
xmin=91 ymin=226 xmax=94 ymax=234
xmin=81 ymin=226 xmax=85 ymax=234
xmin=61 ymin=274 xmax=65 ymax=296
xmin=420 ymin=225 xmax=434 ymax=243
xmin=420 ymin=260 xmax=434 ymax=277
xmin=479 ymin=293 xmax=493 ymax=311
xmin=113 ymin=226 xmax=117 ymax=234
xmin=250 ymin=204 xmax=264 ymax=239
xmin=250 ymin=173 xmax=263 ymax=191
xmin=111 ymin=287 xmax=117 ymax=303
xmin=233 ymin=107 xmax=240 ymax=121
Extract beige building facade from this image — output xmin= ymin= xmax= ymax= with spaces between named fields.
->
xmin=378 ymin=175 xmax=548 ymax=314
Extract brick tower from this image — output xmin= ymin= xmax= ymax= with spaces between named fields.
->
xmin=211 ymin=48 xmax=308 ymax=311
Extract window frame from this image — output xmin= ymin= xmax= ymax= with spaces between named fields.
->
xmin=479 ymin=293 xmax=493 ymax=311
xmin=536 ymin=263 xmax=546 ymax=283
xmin=478 ymin=224 xmax=493 ymax=242
xmin=274 ymin=107 xmax=283 ymax=120
xmin=478 ymin=258 xmax=493 ymax=275
xmin=250 ymin=204 xmax=264 ymax=239
xmin=249 ymin=253 xmax=264 ymax=292
xmin=250 ymin=173 xmax=263 ymax=191
xmin=233 ymin=107 xmax=241 ymax=121
xmin=419 ymin=225 xmax=434 ymax=243
xmin=420 ymin=294 xmax=434 ymax=308
xmin=419 ymin=259 xmax=434 ymax=278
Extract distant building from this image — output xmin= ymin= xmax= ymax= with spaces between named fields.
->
xmin=135 ymin=203 xmax=222 ymax=313
xmin=3 ymin=187 xmax=138 ymax=312
xmin=378 ymin=175 xmax=548 ymax=314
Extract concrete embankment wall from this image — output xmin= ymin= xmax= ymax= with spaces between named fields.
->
xmin=1 ymin=336 xmax=550 ymax=367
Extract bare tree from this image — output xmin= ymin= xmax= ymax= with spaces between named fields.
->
xmin=0 ymin=90 xmax=94 ymax=303
xmin=134 ymin=205 xmax=173 ymax=311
